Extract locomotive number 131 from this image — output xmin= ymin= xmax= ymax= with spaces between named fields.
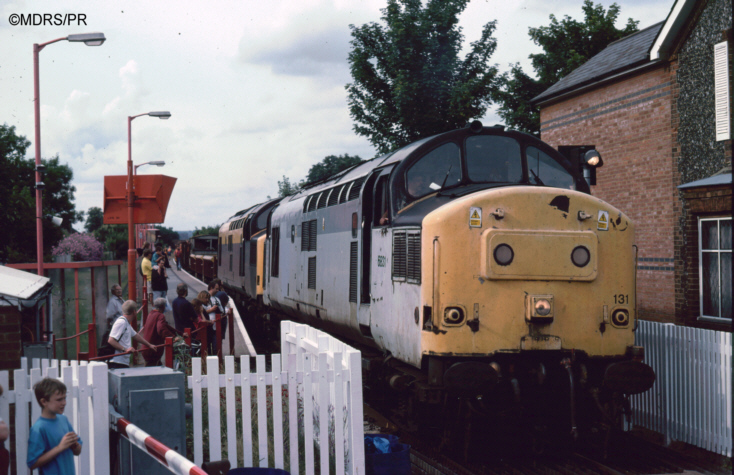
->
xmin=614 ymin=294 xmax=629 ymax=304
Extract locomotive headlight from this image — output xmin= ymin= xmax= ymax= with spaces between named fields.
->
xmin=444 ymin=307 xmax=465 ymax=326
xmin=612 ymin=309 xmax=630 ymax=327
xmin=526 ymin=295 xmax=554 ymax=322
xmin=493 ymin=244 xmax=514 ymax=266
xmin=571 ymin=246 xmax=590 ymax=267
xmin=534 ymin=299 xmax=551 ymax=316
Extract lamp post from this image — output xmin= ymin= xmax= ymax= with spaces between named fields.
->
xmin=33 ymin=32 xmax=105 ymax=276
xmin=133 ymin=161 xmax=165 ymax=248
xmin=127 ymin=112 xmax=171 ymax=301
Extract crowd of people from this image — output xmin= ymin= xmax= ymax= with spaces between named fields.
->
xmin=1 ymin=241 xmax=229 ymax=475
xmin=103 ymin=241 xmax=232 ymax=369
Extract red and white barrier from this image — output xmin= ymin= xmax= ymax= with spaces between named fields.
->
xmin=115 ymin=415 xmax=207 ymax=475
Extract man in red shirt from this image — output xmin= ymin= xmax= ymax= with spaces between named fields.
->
xmin=142 ymin=298 xmax=179 ymax=366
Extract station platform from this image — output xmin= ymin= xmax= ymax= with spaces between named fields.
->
xmin=155 ymin=264 xmax=257 ymax=358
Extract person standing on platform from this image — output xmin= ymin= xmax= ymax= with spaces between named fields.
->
xmin=105 ymin=284 xmax=125 ymax=326
xmin=212 ymin=279 xmax=233 ymax=341
xmin=172 ymin=283 xmax=197 ymax=333
xmin=151 ymin=256 xmax=171 ymax=312
xmin=141 ymin=249 xmax=153 ymax=303
xmin=141 ymin=298 xmax=179 ymax=366
xmin=198 ymin=290 xmax=220 ymax=355
xmin=107 ymin=300 xmax=155 ymax=369
xmin=174 ymin=245 xmax=182 ymax=271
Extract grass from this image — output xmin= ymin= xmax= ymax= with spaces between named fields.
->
xmin=45 ymin=261 xmax=127 ymax=359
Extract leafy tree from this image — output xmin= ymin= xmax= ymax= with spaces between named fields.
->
xmin=346 ymin=0 xmax=500 ymax=154
xmin=84 ymin=206 xmax=104 ymax=234
xmin=277 ymin=175 xmax=300 ymax=197
xmin=0 ymin=124 xmax=82 ymax=264
xmin=495 ymin=0 xmax=639 ymax=135
xmin=156 ymin=226 xmax=180 ymax=248
xmin=304 ymin=154 xmax=363 ymax=184
xmin=94 ymin=224 xmax=128 ymax=260
xmin=193 ymin=225 xmax=220 ymax=237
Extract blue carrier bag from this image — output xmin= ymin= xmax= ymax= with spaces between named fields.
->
xmin=364 ymin=434 xmax=411 ymax=475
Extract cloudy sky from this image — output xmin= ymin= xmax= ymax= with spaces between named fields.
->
xmin=1 ymin=0 xmax=672 ymax=232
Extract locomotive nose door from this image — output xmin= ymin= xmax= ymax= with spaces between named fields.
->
xmin=358 ymin=166 xmax=394 ymax=335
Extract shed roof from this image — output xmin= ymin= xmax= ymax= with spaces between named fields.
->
xmin=0 ymin=265 xmax=52 ymax=307
xmin=533 ymin=21 xmax=665 ymax=104
xmin=678 ymin=172 xmax=732 ymax=189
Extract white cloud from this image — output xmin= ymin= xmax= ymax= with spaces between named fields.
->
xmin=0 ymin=0 xmax=674 ymax=232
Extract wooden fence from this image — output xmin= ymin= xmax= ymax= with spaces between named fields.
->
xmin=0 ymin=358 xmax=109 ymax=475
xmin=632 ymin=320 xmax=732 ymax=457
xmin=188 ymin=321 xmax=365 ymax=474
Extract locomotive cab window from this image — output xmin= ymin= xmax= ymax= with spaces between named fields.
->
xmin=466 ymin=135 xmax=522 ymax=184
xmin=526 ymin=146 xmax=576 ymax=190
xmin=374 ymin=175 xmax=390 ymax=226
xmin=406 ymin=142 xmax=461 ymax=199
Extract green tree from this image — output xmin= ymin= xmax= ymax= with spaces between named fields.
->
xmin=193 ymin=225 xmax=220 ymax=237
xmin=0 ymin=124 xmax=82 ymax=263
xmin=347 ymin=0 xmax=500 ymax=154
xmin=84 ymin=206 xmax=104 ymax=234
xmin=277 ymin=175 xmax=300 ymax=197
xmin=94 ymin=224 xmax=128 ymax=260
xmin=495 ymin=0 xmax=639 ymax=135
xmin=304 ymin=154 xmax=363 ymax=184
xmin=156 ymin=226 xmax=180 ymax=248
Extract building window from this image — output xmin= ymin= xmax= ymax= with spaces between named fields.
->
xmin=699 ymin=217 xmax=732 ymax=321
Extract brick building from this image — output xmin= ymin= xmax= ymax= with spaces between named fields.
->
xmin=533 ymin=0 xmax=731 ymax=331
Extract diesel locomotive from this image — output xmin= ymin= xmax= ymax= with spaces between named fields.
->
xmin=213 ymin=122 xmax=655 ymax=445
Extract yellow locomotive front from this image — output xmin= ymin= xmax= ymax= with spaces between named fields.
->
xmin=421 ymin=185 xmax=636 ymax=361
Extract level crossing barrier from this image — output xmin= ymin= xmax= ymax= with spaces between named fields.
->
xmin=631 ymin=320 xmax=732 ymax=457
xmin=109 ymin=406 xmax=207 ymax=475
xmin=0 ymin=357 xmax=208 ymax=474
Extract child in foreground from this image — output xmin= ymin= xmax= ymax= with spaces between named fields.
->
xmin=27 ymin=378 xmax=82 ymax=474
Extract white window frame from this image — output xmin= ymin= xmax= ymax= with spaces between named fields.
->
xmin=698 ymin=216 xmax=732 ymax=322
xmin=714 ymin=41 xmax=730 ymax=141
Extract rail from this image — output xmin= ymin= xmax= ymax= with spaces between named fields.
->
xmin=52 ymin=323 xmax=97 ymax=360
xmin=109 ymin=406 xmax=207 ymax=475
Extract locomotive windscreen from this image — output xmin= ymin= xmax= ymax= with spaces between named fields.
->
xmin=527 ymin=146 xmax=576 ymax=190
xmin=466 ymin=135 xmax=523 ymax=184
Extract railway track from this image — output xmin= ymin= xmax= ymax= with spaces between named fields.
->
xmin=365 ymin=405 xmax=731 ymax=475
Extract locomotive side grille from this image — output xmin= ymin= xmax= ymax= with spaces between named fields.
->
xmin=392 ymin=232 xmax=407 ymax=281
xmin=301 ymin=221 xmax=309 ymax=250
xmin=349 ymin=241 xmax=358 ymax=302
xmin=308 ymin=256 xmax=317 ymax=289
xmin=309 ymin=219 xmax=317 ymax=251
xmin=348 ymin=176 xmax=366 ymax=201
xmin=327 ymin=187 xmax=340 ymax=207
xmin=407 ymin=232 xmax=421 ymax=283
xmin=270 ymin=226 xmax=280 ymax=277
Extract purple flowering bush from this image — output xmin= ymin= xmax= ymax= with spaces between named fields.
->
xmin=52 ymin=233 xmax=104 ymax=261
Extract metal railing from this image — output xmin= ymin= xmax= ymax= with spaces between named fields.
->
xmin=631 ymin=320 xmax=732 ymax=456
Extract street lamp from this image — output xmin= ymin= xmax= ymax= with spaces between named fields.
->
xmin=33 ymin=32 xmax=105 ymax=277
xmin=135 ymin=161 xmax=166 ymax=174
xmin=134 ymin=161 xmax=166 ymax=247
xmin=127 ymin=112 xmax=171 ymax=301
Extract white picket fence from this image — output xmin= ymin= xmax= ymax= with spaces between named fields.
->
xmin=188 ymin=321 xmax=365 ymax=474
xmin=0 ymin=358 xmax=109 ymax=475
xmin=631 ymin=320 xmax=732 ymax=456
